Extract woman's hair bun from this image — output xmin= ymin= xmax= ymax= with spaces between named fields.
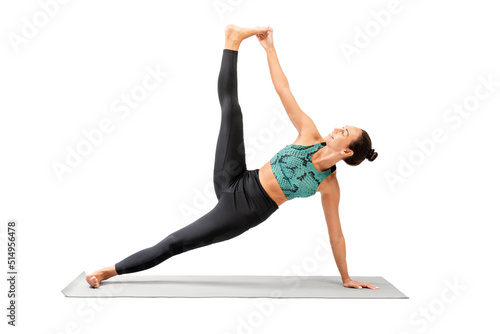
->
xmin=366 ymin=148 xmax=378 ymax=162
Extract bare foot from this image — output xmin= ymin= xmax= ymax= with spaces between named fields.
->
xmin=86 ymin=271 xmax=106 ymax=288
xmin=225 ymin=24 xmax=269 ymax=50
xmin=85 ymin=266 xmax=117 ymax=288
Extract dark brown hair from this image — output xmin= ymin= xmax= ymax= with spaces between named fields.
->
xmin=344 ymin=129 xmax=377 ymax=166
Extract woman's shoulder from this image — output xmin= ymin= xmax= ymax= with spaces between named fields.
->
xmin=317 ymin=168 xmax=339 ymax=195
xmin=290 ymin=134 xmax=325 ymax=146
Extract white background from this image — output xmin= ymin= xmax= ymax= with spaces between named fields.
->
xmin=1 ymin=0 xmax=499 ymax=333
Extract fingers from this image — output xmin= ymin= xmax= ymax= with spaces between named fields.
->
xmin=260 ymin=26 xmax=272 ymax=36
xmin=366 ymin=282 xmax=379 ymax=289
xmin=347 ymin=281 xmax=380 ymax=289
xmin=359 ymin=282 xmax=380 ymax=289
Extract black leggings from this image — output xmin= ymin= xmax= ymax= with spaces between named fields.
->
xmin=114 ymin=49 xmax=279 ymax=275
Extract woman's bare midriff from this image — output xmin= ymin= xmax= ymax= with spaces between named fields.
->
xmin=258 ymin=161 xmax=288 ymax=207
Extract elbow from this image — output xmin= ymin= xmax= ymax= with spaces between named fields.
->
xmin=275 ymin=78 xmax=290 ymax=94
xmin=275 ymin=85 xmax=290 ymax=95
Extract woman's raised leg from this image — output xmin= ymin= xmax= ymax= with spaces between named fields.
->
xmin=213 ymin=25 xmax=268 ymax=199
xmin=213 ymin=48 xmax=245 ymax=199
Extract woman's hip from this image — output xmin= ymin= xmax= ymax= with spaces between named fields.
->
xmin=220 ymin=169 xmax=279 ymax=223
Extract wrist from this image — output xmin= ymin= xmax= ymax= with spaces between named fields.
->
xmin=265 ymin=46 xmax=275 ymax=53
xmin=342 ymin=276 xmax=351 ymax=283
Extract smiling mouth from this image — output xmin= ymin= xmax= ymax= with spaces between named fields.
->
xmin=329 ymin=133 xmax=334 ymax=139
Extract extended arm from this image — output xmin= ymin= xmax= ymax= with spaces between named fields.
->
xmin=257 ymin=28 xmax=320 ymax=138
xmin=264 ymin=46 xmax=289 ymax=91
xmin=320 ymin=177 xmax=379 ymax=289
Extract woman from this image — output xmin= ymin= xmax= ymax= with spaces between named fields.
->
xmin=86 ymin=25 xmax=379 ymax=290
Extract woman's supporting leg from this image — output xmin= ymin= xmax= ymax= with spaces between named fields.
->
xmin=113 ymin=189 xmax=262 ymax=276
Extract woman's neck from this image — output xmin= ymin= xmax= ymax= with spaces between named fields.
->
xmin=313 ymin=146 xmax=341 ymax=171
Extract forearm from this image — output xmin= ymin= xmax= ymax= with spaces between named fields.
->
xmin=265 ymin=46 xmax=289 ymax=91
xmin=330 ymin=236 xmax=350 ymax=283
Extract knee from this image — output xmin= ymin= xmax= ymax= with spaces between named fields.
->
xmin=220 ymin=99 xmax=241 ymax=117
xmin=158 ymin=233 xmax=194 ymax=255
xmin=154 ymin=234 xmax=179 ymax=253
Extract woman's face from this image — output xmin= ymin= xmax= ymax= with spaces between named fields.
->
xmin=323 ymin=125 xmax=361 ymax=151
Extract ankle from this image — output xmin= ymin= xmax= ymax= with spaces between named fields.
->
xmin=224 ymin=41 xmax=240 ymax=51
xmin=94 ymin=267 xmax=115 ymax=281
xmin=103 ymin=266 xmax=117 ymax=280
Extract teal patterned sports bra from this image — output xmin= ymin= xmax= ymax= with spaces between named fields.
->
xmin=270 ymin=142 xmax=336 ymax=200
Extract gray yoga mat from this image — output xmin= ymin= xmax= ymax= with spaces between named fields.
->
xmin=62 ymin=272 xmax=408 ymax=299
